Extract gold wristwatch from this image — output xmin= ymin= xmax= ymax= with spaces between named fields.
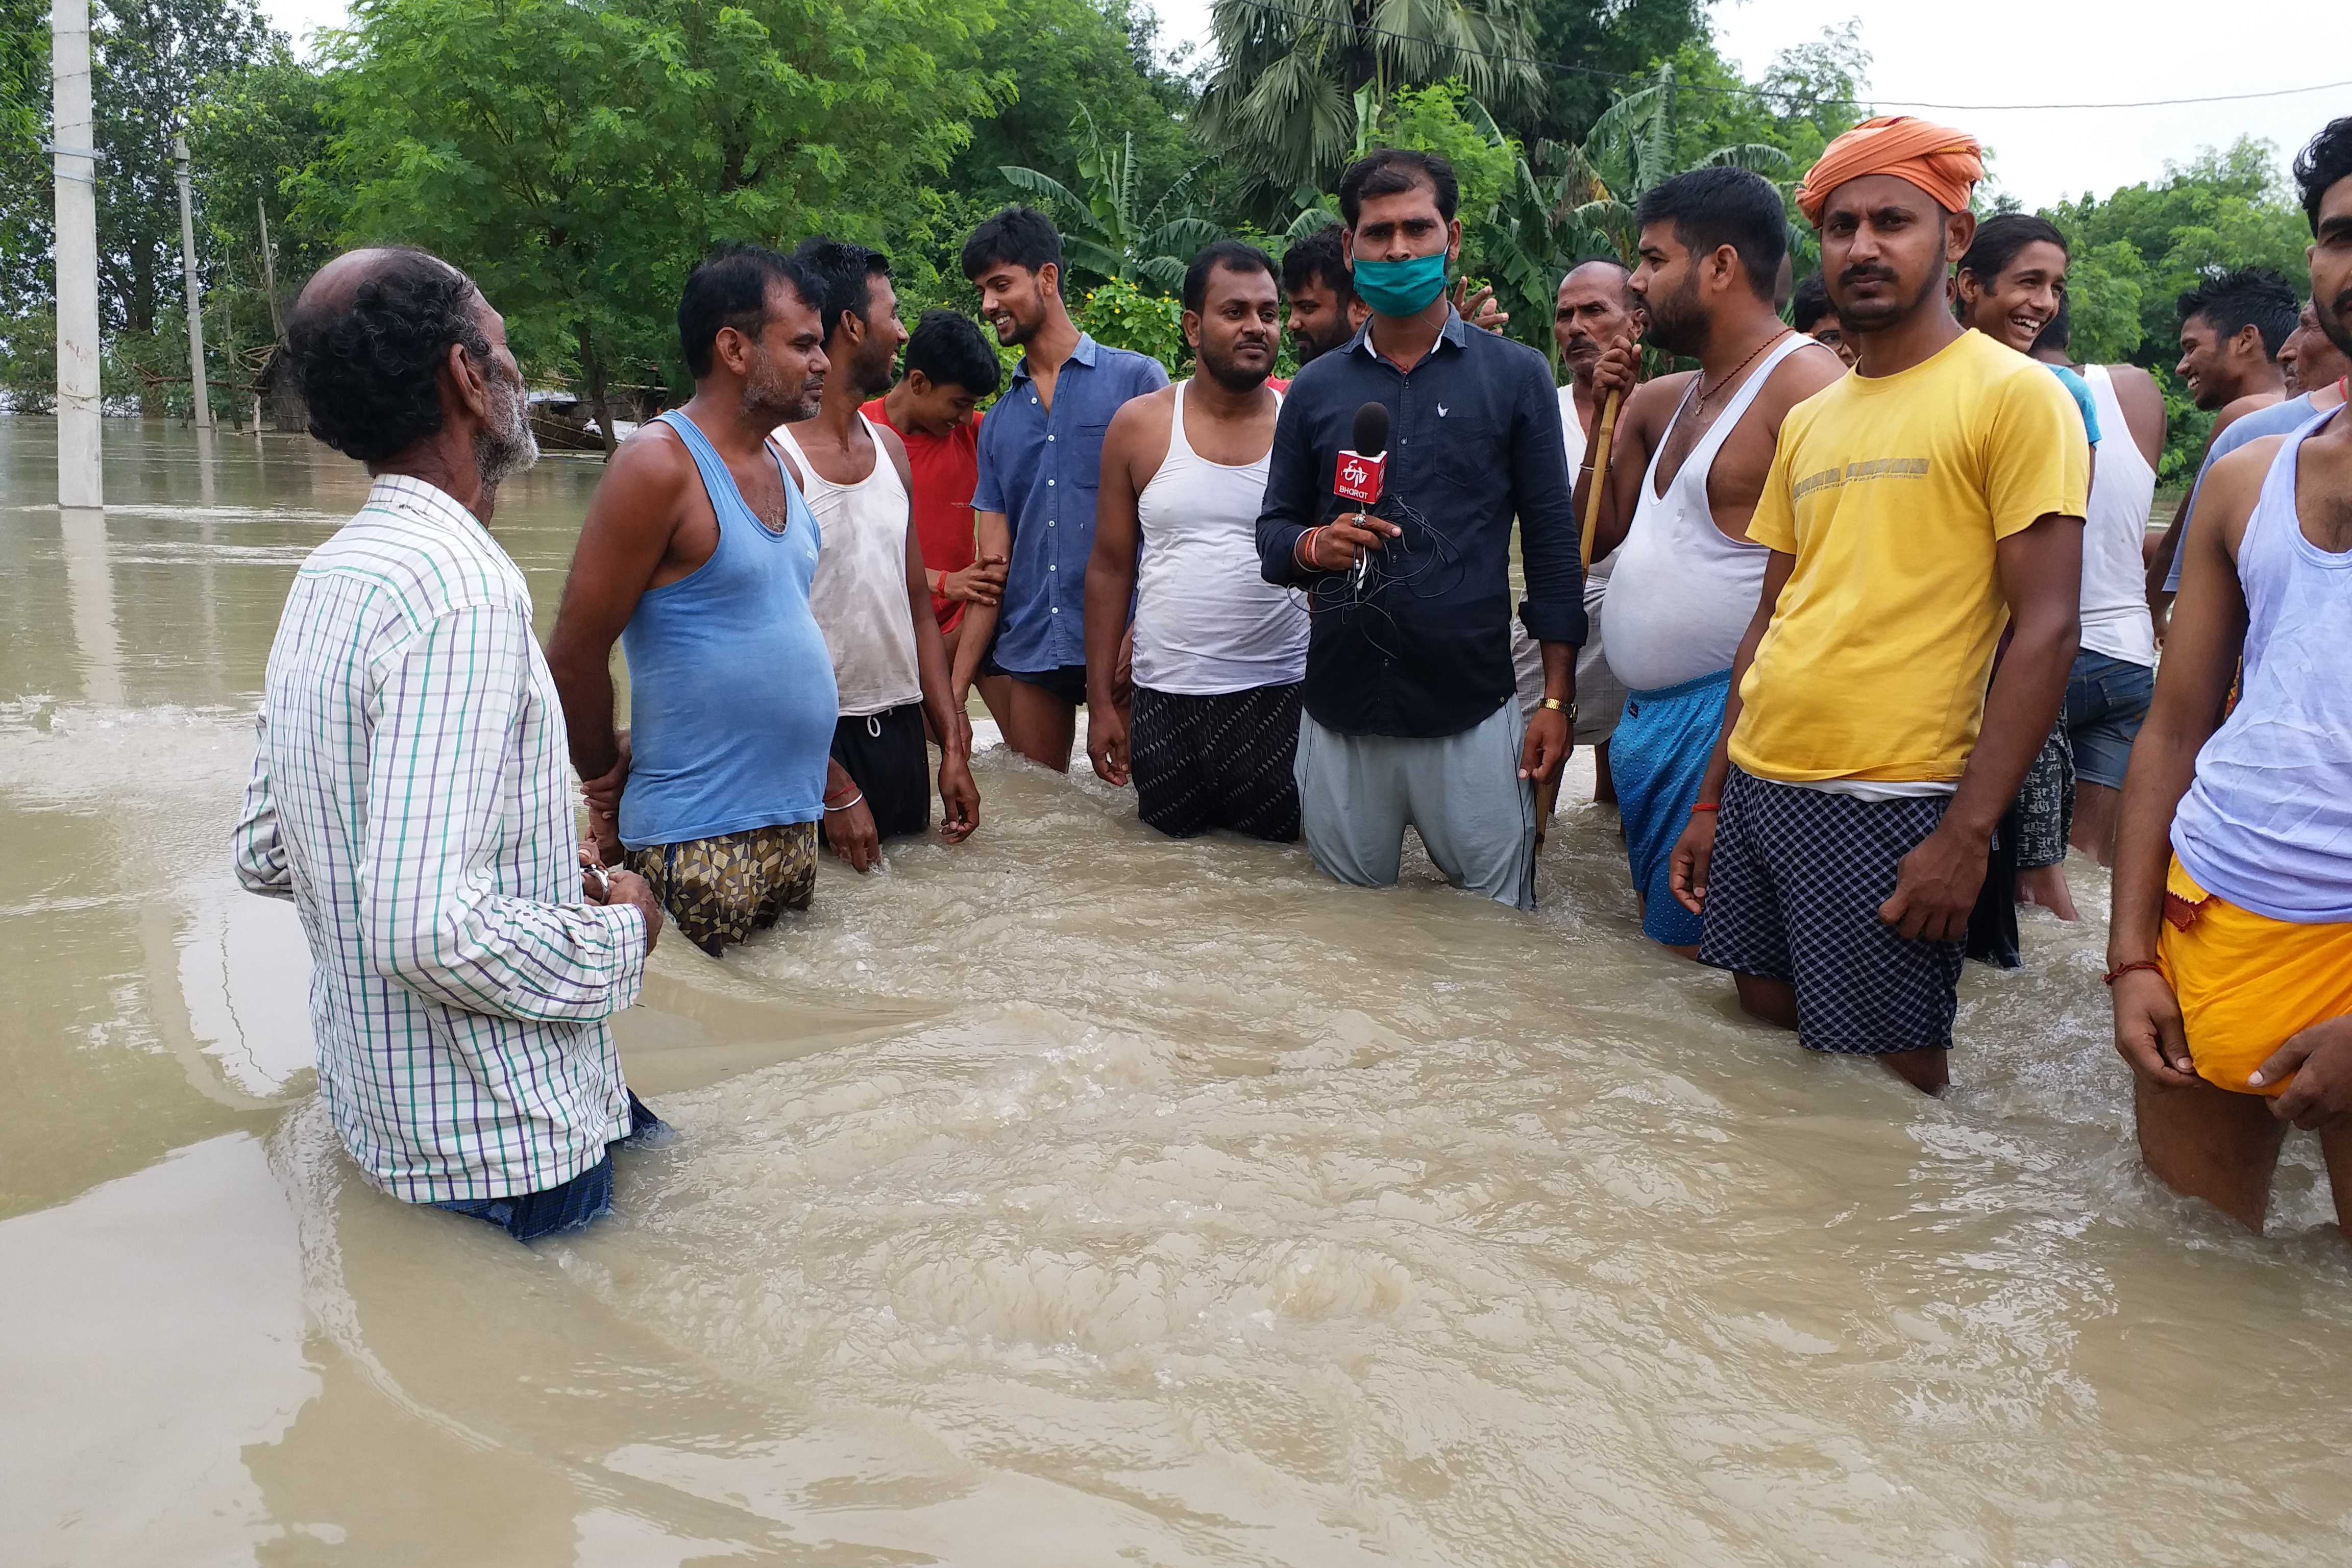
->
xmin=1536 ymin=696 xmax=1577 ymax=723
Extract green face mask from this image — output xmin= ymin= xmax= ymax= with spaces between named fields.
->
xmin=1351 ymin=250 xmax=1450 ymax=317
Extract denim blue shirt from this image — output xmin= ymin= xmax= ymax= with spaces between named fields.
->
xmin=972 ymin=332 xmax=1169 ymax=671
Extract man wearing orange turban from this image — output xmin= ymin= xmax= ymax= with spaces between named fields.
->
xmin=1668 ymin=112 xmax=2088 ymax=1099
xmin=1796 ymin=116 xmax=1985 ymax=228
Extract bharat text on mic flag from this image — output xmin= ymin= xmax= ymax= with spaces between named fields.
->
xmin=1334 ymin=450 xmax=1386 ymax=506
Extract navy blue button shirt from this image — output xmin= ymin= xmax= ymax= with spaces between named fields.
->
xmin=1255 ymin=311 xmax=1587 ymax=739
xmin=972 ymin=332 xmax=1169 ymax=672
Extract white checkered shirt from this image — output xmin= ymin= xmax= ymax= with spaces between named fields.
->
xmin=232 ymin=473 xmax=647 ymax=1203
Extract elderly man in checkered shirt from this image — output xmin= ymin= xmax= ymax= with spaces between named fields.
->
xmin=233 ymin=249 xmax=669 ymax=1242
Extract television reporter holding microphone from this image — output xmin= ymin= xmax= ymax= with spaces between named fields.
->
xmin=1256 ymin=148 xmax=1587 ymax=910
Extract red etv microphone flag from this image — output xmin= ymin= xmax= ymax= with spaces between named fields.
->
xmin=1334 ymin=449 xmax=1387 ymax=506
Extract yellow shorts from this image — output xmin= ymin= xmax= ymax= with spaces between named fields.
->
xmin=2156 ymin=857 xmax=2352 ymax=1096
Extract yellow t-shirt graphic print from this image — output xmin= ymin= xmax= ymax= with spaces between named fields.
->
xmin=1730 ymin=329 xmax=2090 ymax=785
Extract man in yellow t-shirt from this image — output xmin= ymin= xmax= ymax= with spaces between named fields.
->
xmin=1668 ymin=117 xmax=2089 ymax=1095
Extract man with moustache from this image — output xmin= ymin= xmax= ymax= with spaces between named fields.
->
xmin=2154 ymin=293 xmax=2352 ymax=603
xmin=233 ymin=248 xmax=666 ymax=1240
xmin=2146 ymin=268 xmax=2299 ymax=616
xmin=1554 ymin=260 xmax=1638 ymax=450
xmin=775 ymin=238 xmax=978 ymax=849
xmin=1792 ymin=271 xmax=1858 ymax=368
xmin=1572 ymin=168 xmax=1843 ymax=956
xmin=1083 ymin=241 xmax=1307 ymax=840
xmin=1669 ymin=118 xmax=2088 ymax=1095
xmin=2109 ymin=116 xmax=2352 ymax=1232
xmin=547 ymin=246 xmax=858 ymax=958
xmin=1256 ymin=149 xmax=1586 ymax=911
xmin=948 ymin=207 xmax=1170 ymax=770
xmin=865 ymin=309 xmax=1013 ymax=731
xmin=1282 ymin=224 xmax=1365 ymax=367
xmin=2280 ymin=295 xmax=2352 ymax=395
xmin=2174 ymin=267 xmax=2296 ymax=416
xmin=1285 ymin=223 xmax=1506 ymax=372
xmin=1518 ymin=257 xmax=1641 ymax=816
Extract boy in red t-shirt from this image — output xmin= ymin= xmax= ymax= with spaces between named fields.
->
xmin=864 ymin=309 xmax=1015 ymax=733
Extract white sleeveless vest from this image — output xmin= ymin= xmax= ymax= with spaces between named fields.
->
xmin=1604 ymin=333 xmax=1820 ymax=694
xmin=774 ymin=416 xmax=923 ymax=718
xmin=1133 ymin=381 xmax=1306 ymax=694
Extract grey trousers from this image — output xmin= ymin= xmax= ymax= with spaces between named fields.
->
xmin=1293 ymin=702 xmax=1538 ymax=911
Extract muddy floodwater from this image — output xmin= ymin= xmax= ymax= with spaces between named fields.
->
xmin=5 ymin=415 xmax=2350 ymax=1567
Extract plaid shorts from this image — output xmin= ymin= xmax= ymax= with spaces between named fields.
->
xmin=1131 ymin=682 xmax=1303 ymax=842
xmin=1698 ymin=767 xmax=1966 ymax=1055
xmin=626 ymin=821 xmax=818 ymax=957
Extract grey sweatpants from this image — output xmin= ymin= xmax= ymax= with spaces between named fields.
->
xmin=1293 ymin=702 xmax=1538 ymax=911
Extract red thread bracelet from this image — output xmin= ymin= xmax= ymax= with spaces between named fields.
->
xmin=1689 ymin=801 xmax=1719 ymax=814
xmin=2102 ymin=959 xmax=2163 ymax=987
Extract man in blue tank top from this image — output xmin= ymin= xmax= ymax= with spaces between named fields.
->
xmin=548 ymin=247 xmax=876 ymax=958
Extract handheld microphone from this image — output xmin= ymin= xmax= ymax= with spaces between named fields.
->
xmin=1335 ymin=401 xmax=1390 ymax=506
xmin=1335 ymin=402 xmax=1390 ymax=590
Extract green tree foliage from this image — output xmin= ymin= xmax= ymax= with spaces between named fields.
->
xmin=187 ymin=49 xmax=331 ymax=303
xmin=1548 ymin=63 xmax=1793 ymax=266
xmin=953 ymin=0 xmax=1195 ymax=201
xmin=0 ymin=0 xmax=2320 ymax=452
xmin=1537 ymin=34 xmax=1858 ymax=290
xmin=2056 ymin=239 xmax=2147 ymax=368
xmin=1386 ymin=42 xmax=1849 ymax=359
xmin=183 ymin=48 xmax=332 ymax=411
xmin=2042 ymin=137 xmax=2312 ymax=478
xmin=1 ymin=0 xmax=291 ymax=415
xmin=314 ymin=0 xmax=1008 ymax=449
xmin=1197 ymin=0 xmax=1546 ymax=204
xmin=998 ymin=108 xmax=1221 ymax=291
xmin=1658 ymin=28 xmax=1864 ymax=178
xmin=2046 ymin=138 xmax=2311 ymax=361
xmin=1073 ymin=277 xmax=1183 ymax=363
xmin=2 ymin=0 xmax=51 ymax=333
xmin=92 ymin=0 xmax=275 ymax=342
xmin=1521 ymin=0 xmax=1704 ymax=147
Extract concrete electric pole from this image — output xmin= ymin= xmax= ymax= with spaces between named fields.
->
xmin=173 ymin=130 xmax=214 ymax=430
xmin=51 ymin=0 xmax=104 ymax=507
xmin=257 ymin=198 xmax=284 ymax=339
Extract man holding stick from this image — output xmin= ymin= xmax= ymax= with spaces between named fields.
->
xmin=1573 ymin=168 xmax=1843 ymax=955
xmin=1514 ymin=260 xmax=1640 ymax=823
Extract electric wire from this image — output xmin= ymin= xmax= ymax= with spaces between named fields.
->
xmin=1215 ymin=0 xmax=2352 ymax=117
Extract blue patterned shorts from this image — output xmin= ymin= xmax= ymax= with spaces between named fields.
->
xmin=1697 ymin=768 xmax=1965 ymax=1055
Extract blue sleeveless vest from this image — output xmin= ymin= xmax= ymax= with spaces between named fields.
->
xmin=618 ymin=411 xmax=837 ymax=847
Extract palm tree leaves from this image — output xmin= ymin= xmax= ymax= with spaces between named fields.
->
xmin=1532 ymin=64 xmax=1799 ymax=266
xmin=1200 ymin=0 xmax=1546 ymax=196
xmin=998 ymin=109 xmax=1223 ymax=288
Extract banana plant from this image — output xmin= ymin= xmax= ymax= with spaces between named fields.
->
xmin=998 ymin=109 xmax=1226 ymax=293
xmin=1543 ymin=65 xmax=1796 ymax=266
xmin=1197 ymin=0 xmax=1548 ymax=199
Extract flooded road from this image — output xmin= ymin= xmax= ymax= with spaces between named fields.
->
xmin=3 ymin=415 xmax=2348 ymax=1566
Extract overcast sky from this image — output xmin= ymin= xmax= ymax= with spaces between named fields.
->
xmin=260 ymin=0 xmax=2344 ymax=210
